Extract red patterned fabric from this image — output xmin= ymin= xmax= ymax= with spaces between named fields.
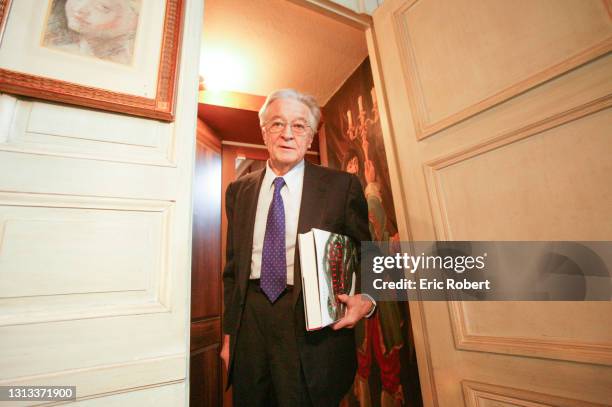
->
xmin=356 ymin=314 xmax=402 ymax=394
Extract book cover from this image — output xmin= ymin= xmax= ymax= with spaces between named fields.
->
xmin=298 ymin=228 xmax=357 ymax=330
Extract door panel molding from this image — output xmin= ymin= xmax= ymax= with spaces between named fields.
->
xmin=392 ymin=0 xmax=612 ymax=140
xmin=462 ymin=380 xmax=607 ymax=407
xmin=449 ymin=302 xmax=612 ymax=366
xmin=423 ymin=96 xmax=612 ymax=240
xmin=0 ymin=99 xmax=177 ymax=167
xmin=0 ymin=192 xmax=174 ymax=326
xmin=0 ymin=354 xmax=185 ymax=401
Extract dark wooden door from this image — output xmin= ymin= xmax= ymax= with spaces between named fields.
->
xmin=190 ymin=121 xmax=223 ymax=406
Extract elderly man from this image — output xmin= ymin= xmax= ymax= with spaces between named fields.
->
xmin=220 ymin=89 xmax=375 ymax=406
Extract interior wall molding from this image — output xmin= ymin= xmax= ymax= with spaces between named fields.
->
xmin=196 ymin=120 xmax=222 ymax=153
xmin=392 ymin=0 xmax=612 ymax=140
xmin=288 ymin=0 xmax=373 ymax=30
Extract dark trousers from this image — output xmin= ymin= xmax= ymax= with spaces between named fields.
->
xmin=232 ymin=281 xmax=313 ymax=407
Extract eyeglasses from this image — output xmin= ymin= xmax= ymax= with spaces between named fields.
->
xmin=263 ymin=119 xmax=312 ymax=136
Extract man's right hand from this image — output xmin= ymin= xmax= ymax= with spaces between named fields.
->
xmin=220 ymin=334 xmax=230 ymax=370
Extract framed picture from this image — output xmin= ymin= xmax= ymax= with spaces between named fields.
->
xmin=0 ymin=0 xmax=184 ymax=121
xmin=0 ymin=0 xmax=12 ymax=46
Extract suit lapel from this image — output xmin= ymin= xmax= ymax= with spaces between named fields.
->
xmin=238 ymin=169 xmax=266 ymax=294
xmin=293 ymin=162 xmax=327 ymax=305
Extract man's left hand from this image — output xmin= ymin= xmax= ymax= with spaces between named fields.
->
xmin=331 ymin=294 xmax=374 ymax=330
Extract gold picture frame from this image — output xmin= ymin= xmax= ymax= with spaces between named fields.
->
xmin=0 ymin=0 xmax=184 ymax=121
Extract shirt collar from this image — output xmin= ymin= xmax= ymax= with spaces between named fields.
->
xmin=264 ymin=160 xmax=305 ymax=193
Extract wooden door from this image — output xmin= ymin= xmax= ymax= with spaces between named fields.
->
xmin=367 ymin=0 xmax=612 ymax=405
xmin=190 ymin=120 xmax=223 ymax=406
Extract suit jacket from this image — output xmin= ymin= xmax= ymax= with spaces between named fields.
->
xmin=222 ymin=161 xmax=371 ymax=405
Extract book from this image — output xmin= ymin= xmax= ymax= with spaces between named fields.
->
xmin=298 ymin=228 xmax=358 ymax=331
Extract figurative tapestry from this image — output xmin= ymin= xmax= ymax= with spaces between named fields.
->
xmin=323 ymin=58 xmax=422 ymax=407
xmin=42 ymin=0 xmax=141 ymax=65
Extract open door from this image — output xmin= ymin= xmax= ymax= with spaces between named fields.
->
xmin=367 ymin=0 xmax=612 ymax=405
xmin=0 ymin=1 xmax=202 ymax=405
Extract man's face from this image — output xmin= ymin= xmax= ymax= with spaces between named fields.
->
xmin=262 ymin=99 xmax=314 ymax=174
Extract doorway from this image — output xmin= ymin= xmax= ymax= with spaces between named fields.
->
xmin=190 ymin=1 xmax=421 ymax=406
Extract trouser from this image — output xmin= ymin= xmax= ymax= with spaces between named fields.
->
xmin=232 ymin=280 xmax=313 ymax=407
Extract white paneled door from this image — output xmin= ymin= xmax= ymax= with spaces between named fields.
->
xmin=0 ymin=0 xmax=203 ymax=405
xmin=368 ymin=0 xmax=612 ymax=405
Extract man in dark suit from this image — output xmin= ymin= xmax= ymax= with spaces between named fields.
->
xmin=220 ymin=89 xmax=375 ymax=406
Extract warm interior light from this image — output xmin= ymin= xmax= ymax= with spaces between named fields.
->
xmin=200 ymin=48 xmax=248 ymax=92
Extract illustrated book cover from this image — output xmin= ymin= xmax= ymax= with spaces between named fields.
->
xmin=298 ymin=228 xmax=357 ymax=330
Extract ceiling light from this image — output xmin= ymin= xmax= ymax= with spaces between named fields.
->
xmin=199 ymin=48 xmax=248 ymax=92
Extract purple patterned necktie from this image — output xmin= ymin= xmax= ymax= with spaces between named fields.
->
xmin=261 ymin=177 xmax=287 ymax=303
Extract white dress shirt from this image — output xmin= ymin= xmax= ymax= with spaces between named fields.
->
xmin=250 ymin=160 xmax=305 ymax=285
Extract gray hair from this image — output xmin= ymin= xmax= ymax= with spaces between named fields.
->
xmin=258 ymin=89 xmax=321 ymax=131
